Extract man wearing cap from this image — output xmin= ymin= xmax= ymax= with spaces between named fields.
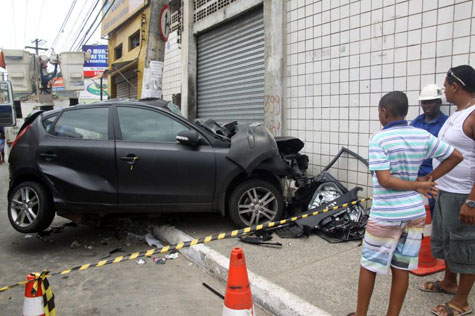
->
xmin=410 ymin=84 xmax=448 ymax=215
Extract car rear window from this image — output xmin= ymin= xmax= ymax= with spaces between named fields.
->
xmin=53 ymin=108 xmax=108 ymax=140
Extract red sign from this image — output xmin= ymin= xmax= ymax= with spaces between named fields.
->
xmin=84 ymin=70 xmax=104 ymax=78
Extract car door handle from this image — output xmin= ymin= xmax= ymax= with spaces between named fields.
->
xmin=40 ymin=153 xmax=57 ymax=160
xmin=120 ymin=156 xmax=140 ymax=164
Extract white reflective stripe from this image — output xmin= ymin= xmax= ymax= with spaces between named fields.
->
xmin=23 ymin=296 xmax=45 ymax=316
xmin=222 ymin=304 xmax=255 ymax=316
xmin=424 ymin=223 xmax=432 ymax=237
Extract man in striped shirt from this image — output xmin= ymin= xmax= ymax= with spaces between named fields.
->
xmin=350 ymin=91 xmax=463 ymax=316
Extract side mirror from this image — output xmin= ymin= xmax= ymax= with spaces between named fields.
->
xmin=176 ymin=129 xmax=200 ymax=147
xmin=0 ymin=81 xmax=16 ymax=126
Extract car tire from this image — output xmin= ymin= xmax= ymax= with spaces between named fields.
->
xmin=8 ymin=181 xmax=55 ymax=233
xmin=229 ymin=179 xmax=284 ymax=228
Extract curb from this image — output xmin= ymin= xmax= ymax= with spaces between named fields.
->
xmin=154 ymin=225 xmax=332 ymax=316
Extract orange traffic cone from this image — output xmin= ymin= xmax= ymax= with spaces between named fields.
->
xmin=411 ymin=202 xmax=445 ymax=276
xmin=23 ymin=274 xmax=45 ymax=316
xmin=222 ymin=247 xmax=254 ymax=316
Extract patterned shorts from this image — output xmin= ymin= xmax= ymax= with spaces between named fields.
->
xmin=361 ymin=217 xmax=425 ymax=274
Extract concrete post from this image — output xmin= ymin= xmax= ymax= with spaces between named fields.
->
xmin=264 ymin=0 xmax=286 ymax=136
xmin=181 ymin=0 xmax=197 ymax=120
xmin=145 ymin=0 xmax=168 ymax=64
xmin=144 ymin=0 xmax=168 ymax=99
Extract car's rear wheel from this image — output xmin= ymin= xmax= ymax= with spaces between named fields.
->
xmin=8 ymin=181 xmax=55 ymax=233
xmin=229 ymin=179 xmax=284 ymax=228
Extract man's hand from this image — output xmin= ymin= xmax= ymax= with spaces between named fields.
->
xmin=416 ymin=175 xmax=431 ymax=182
xmin=415 ymin=177 xmax=439 ymax=199
xmin=459 ymin=203 xmax=475 ymax=224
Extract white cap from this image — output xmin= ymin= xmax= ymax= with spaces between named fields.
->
xmin=419 ymin=84 xmax=443 ymax=101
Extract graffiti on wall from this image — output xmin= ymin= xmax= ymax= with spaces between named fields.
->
xmin=264 ymin=94 xmax=282 ymax=136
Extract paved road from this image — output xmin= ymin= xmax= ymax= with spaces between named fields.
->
xmin=0 ymin=164 xmax=267 ymax=315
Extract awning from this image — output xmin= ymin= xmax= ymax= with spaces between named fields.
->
xmin=108 ymin=58 xmax=138 ymax=77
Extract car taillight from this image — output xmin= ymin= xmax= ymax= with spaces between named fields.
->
xmin=11 ymin=124 xmax=31 ymax=152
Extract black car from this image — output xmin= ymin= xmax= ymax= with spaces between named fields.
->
xmin=7 ymin=99 xmax=309 ymax=233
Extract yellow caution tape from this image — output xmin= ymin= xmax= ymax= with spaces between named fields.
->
xmin=0 ymin=197 xmax=372 ymax=293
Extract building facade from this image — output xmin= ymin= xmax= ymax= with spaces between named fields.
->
xmin=162 ymin=0 xmax=475 ymax=195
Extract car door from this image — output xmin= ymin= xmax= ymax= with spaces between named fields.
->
xmin=114 ymin=105 xmax=216 ymax=207
xmin=37 ymin=106 xmax=117 ymax=204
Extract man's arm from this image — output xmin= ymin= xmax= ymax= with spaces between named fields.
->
xmin=375 ymin=170 xmax=438 ymax=199
xmin=421 ymin=149 xmax=463 ymax=181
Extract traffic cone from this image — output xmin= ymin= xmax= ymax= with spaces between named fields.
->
xmin=222 ymin=247 xmax=254 ymax=316
xmin=23 ymin=274 xmax=45 ymax=316
xmin=411 ymin=201 xmax=445 ymax=276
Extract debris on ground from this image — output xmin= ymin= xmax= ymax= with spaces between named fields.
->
xmin=270 ymin=147 xmax=370 ymax=243
xmin=100 ymin=237 xmax=111 ymax=245
xmin=238 ymin=231 xmax=282 ymax=248
xmin=36 ymin=234 xmax=55 ymax=244
xmin=23 ymin=234 xmax=32 ymax=239
xmin=136 ymin=258 xmax=146 ymax=265
xmin=152 ymin=256 xmax=167 ymax=264
xmin=101 ymin=247 xmax=125 ymax=259
xmin=70 ymin=240 xmax=82 ymax=249
xmin=145 ymin=233 xmax=163 ymax=248
xmin=165 ymin=252 xmax=179 ymax=260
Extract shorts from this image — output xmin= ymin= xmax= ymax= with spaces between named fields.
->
xmin=0 ymin=139 xmax=4 ymax=151
xmin=431 ymin=190 xmax=475 ymax=274
xmin=361 ymin=217 xmax=425 ymax=274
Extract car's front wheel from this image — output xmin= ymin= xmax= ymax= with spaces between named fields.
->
xmin=229 ymin=179 xmax=284 ymax=228
xmin=8 ymin=181 xmax=55 ymax=233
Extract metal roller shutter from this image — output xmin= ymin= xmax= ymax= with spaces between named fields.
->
xmin=114 ymin=69 xmax=138 ymax=99
xmin=197 ymin=7 xmax=264 ymax=124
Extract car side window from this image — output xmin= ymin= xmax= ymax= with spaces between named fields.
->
xmin=53 ymin=108 xmax=108 ymax=140
xmin=117 ymin=107 xmax=189 ymax=143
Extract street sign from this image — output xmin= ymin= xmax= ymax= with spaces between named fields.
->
xmin=159 ymin=5 xmax=170 ymax=41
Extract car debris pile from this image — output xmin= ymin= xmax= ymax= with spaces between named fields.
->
xmin=268 ymin=147 xmax=370 ymax=243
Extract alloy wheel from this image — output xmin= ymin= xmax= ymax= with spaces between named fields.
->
xmin=237 ymin=186 xmax=278 ymax=226
xmin=10 ymin=187 xmax=40 ymax=228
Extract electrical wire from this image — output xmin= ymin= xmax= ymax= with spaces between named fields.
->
xmin=73 ymin=0 xmax=115 ymax=51
xmin=70 ymin=0 xmax=102 ymax=51
xmin=51 ymin=0 xmax=78 ymax=50
xmin=35 ymin=0 xmax=45 ymax=39
xmin=57 ymin=0 xmax=90 ymax=52
xmin=65 ymin=0 xmax=98 ymax=51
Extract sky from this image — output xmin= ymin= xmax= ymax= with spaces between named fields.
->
xmin=0 ymin=0 xmax=106 ymax=55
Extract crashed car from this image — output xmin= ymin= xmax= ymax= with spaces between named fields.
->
xmin=7 ymin=99 xmax=309 ymax=233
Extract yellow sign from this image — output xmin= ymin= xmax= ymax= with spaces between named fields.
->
xmin=101 ymin=0 xmax=147 ymax=36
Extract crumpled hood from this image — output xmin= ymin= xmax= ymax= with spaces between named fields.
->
xmin=226 ymin=124 xmax=281 ymax=175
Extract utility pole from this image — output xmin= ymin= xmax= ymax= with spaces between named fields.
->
xmin=25 ymin=39 xmax=48 ymax=56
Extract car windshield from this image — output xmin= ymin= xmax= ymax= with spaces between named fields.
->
xmin=166 ymin=102 xmax=183 ymax=117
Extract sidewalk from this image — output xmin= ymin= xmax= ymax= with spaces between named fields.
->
xmin=155 ymin=213 xmax=474 ymax=316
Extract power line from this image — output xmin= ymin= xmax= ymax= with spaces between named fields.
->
xmin=35 ymin=0 xmax=45 ymax=39
xmin=73 ymin=0 xmax=114 ymax=51
xmin=68 ymin=0 xmax=101 ymax=51
xmin=51 ymin=0 xmax=78 ymax=50
xmin=57 ymin=0 xmax=90 ymax=52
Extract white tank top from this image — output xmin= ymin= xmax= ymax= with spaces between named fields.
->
xmin=433 ymin=105 xmax=475 ymax=194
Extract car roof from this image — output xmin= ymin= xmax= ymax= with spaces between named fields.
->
xmin=73 ymin=98 xmax=171 ymax=109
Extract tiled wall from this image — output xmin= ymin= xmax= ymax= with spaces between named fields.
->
xmin=286 ymin=0 xmax=475 ymax=196
xmin=162 ymin=31 xmax=182 ymax=101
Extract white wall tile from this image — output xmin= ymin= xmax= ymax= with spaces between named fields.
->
xmin=453 ymin=37 xmax=470 ymax=55
xmin=437 ymin=23 xmax=454 ymax=41
xmin=438 ymin=6 xmax=454 ymax=24
xmin=454 ymin=1 xmax=472 ymax=20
